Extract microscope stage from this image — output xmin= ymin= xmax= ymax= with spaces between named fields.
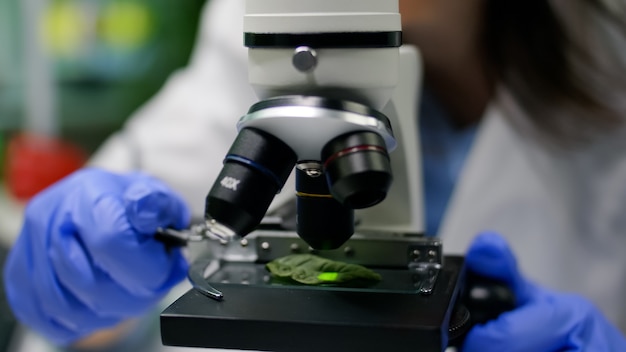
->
xmin=160 ymin=256 xmax=466 ymax=352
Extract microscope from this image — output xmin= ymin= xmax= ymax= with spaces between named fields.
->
xmin=160 ymin=1 xmax=514 ymax=351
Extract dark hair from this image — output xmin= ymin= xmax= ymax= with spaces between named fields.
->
xmin=484 ymin=0 xmax=625 ymax=145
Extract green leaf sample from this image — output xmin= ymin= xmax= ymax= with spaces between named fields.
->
xmin=266 ymin=254 xmax=382 ymax=286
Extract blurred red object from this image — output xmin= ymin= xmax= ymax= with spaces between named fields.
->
xmin=5 ymin=133 xmax=87 ymax=201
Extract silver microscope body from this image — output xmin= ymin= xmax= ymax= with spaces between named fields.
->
xmin=160 ymin=2 xmax=513 ymax=351
xmin=202 ymin=0 xmax=423 ymax=249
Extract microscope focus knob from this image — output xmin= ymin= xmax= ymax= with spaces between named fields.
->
xmin=292 ymin=46 xmax=318 ymax=73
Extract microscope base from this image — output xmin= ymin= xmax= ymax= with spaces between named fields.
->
xmin=160 ymin=255 xmax=466 ymax=352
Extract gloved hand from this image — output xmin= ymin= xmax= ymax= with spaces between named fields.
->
xmin=463 ymin=232 xmax=626 ymax=352
xmin=2 ymin=168 xmax=190 ymax=346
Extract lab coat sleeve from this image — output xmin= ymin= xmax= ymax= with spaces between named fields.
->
xmin=88 ymin=0 xmax=257 ymax=216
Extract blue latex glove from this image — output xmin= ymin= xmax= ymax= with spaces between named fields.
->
xmin=463 ymin=232 xmax=626 ymax=351
xmin=3 ymin=168 xmax=190 ymax=346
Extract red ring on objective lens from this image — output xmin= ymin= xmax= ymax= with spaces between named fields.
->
xmin=323 ymin=145 xmax=387 ymax=169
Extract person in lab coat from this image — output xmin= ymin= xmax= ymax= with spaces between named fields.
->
xmin=4 ymin=0 xmax=626 ymax=351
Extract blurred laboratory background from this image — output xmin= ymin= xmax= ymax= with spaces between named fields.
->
xmin=0 ymin=0 xmax=206 ymax=191
xmin=0 ymin=0 xmax=208 ymax=203
xmin=0 ymin=0 xmax=206 ymax=350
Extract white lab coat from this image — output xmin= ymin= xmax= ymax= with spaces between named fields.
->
xmin=12 ymin=0 xmax=626 ymax=351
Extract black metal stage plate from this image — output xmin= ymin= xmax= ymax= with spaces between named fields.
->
xmin=161 ymin=255 xmax=465 ymax=352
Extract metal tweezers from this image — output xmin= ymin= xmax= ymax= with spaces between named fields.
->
xmin=155 ymin=222 xmax=234 ymax=246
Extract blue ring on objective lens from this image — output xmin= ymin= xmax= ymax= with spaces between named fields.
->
xmin=225 ymin=155 xmax=283 ymax=190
